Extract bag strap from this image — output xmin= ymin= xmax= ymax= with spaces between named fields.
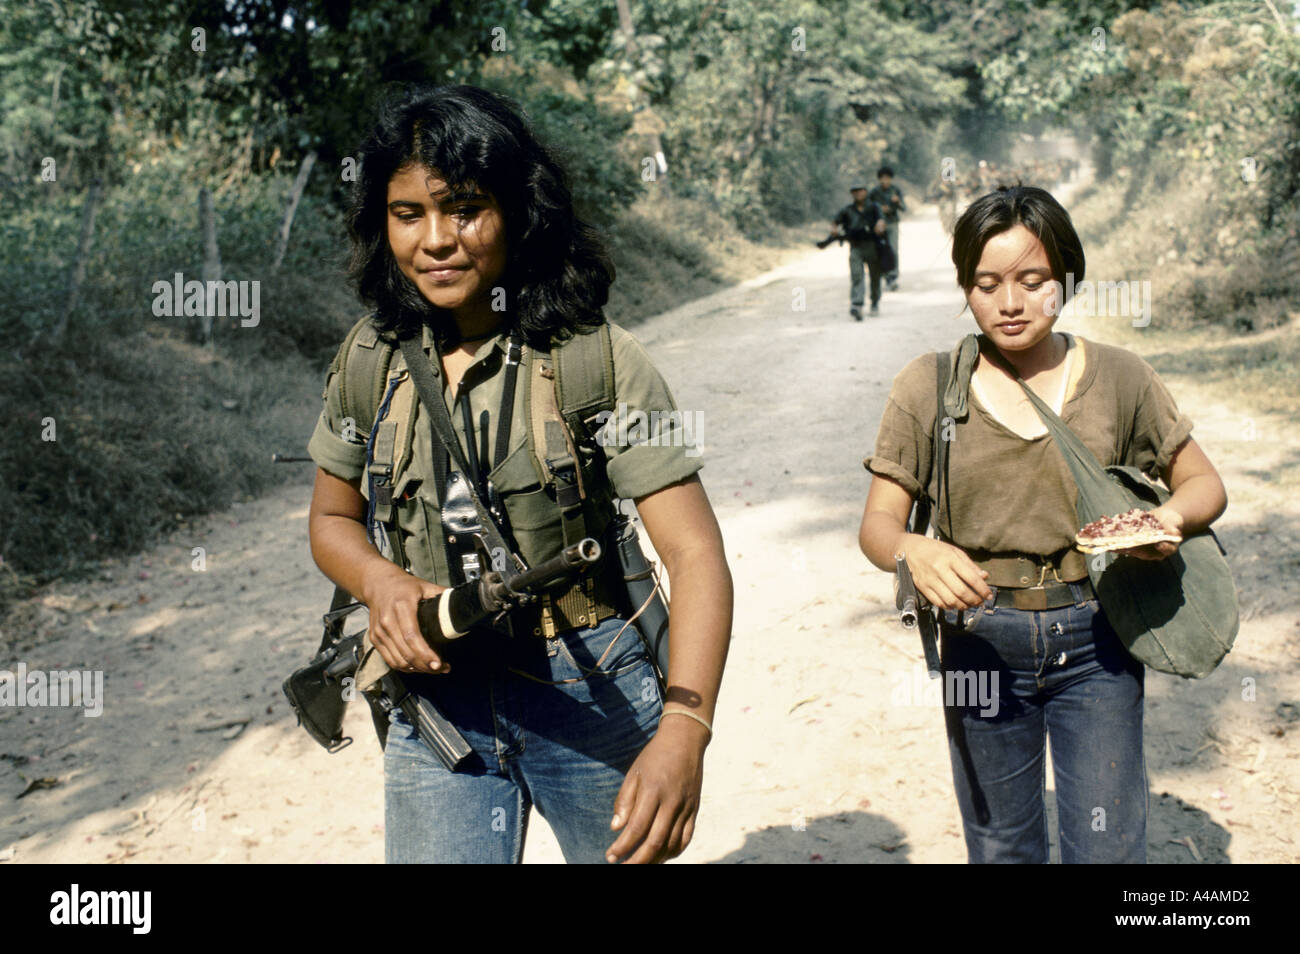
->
xmin=493 ymin=337 xmax=524 ymax=471
xmin=908 ymin=349 xmax=951 ymax=538
xmin=363 ymin=370 xmax=410 ymax=567
xmin=396 ymin=333 xmax=524 ymax=570
xmin=554 ymin=324 xmax=615 ymax=429
xmin=977 ymin=335 xmax=1108 ymax=476
xmin=336 ymin=316 xmax=396 ymax=444
xmin=934 ymin=349 xmax=953 ymax=539
xmin=526 ymin=325 xmax=618 ymax=546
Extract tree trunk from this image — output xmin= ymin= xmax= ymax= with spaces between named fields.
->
xmin=49 ymin=177 xmax=102 ymax=345
xmin=199 ymin=187 xmax=221 ymax=348
xmin=271 ymin=150 xmax=317 ymax=272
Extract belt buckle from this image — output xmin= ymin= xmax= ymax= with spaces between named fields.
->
xmin=1006 ymin=560 xmax=1060 ymax=610
xmin=1034 ymin=560 xmax=1064 ymax=587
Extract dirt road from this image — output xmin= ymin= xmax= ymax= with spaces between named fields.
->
xmin=3 ymin=188 xmax=1297 ymax=864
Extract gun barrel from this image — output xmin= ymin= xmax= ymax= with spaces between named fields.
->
xmin=899 ymin=598 xmax=919 ymax=630
xmin=272 ymin=453 xmax=314 ymax=463
xmin=895 ymin=555 xmax=942 ymax=678
xmin=502 ymin=537 xmax=602 ymax=596
xmin=426 ymin=538 xmax=604 ymax=639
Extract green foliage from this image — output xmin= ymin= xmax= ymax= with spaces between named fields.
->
xmin=0 ymin=333 xmax=322 ymax=604
xmin=482 ymin=78 xmax=643 ymax=225
xmin=510 ymin=0 xmax=621 ymax=80
xmin=4 ymin=0 xmax=1299 ymax=603
xmin=610 ymin=0 xmax=967 ymax=233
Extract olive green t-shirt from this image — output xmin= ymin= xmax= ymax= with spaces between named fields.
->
xmin=306 ymin=319 xmax=703 ymax=582
xmin=864 ymin=337 xmax=1194 ymax=556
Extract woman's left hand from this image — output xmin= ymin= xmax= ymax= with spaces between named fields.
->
xmin=1118 ymin=505 xmax=1184 ymax=561
xmin=605 ymin=718 xmax=708 ymax=864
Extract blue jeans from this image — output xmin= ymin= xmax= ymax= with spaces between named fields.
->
xmin=383 ymin=614 xmax=662 ymax=863
xmin=938 ymin=583 xmax=1147 ymax=864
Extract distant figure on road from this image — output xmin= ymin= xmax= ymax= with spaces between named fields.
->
xmin=828 ymin=184 xmax=887 ymax=320
xmin=868 ymin=166 xmax=906 ymax=291
xmin=929 ymin=169 xmax=959 ymax=236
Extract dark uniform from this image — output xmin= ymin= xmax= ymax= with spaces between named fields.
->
xmin=867 ymin=182 xmax=905 ymax=287
xmin=833 ymin=200 xmax=885 ymax=317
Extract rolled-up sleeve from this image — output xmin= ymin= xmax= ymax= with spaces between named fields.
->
xmin=863 ymin=355 xmax=936 ymax=500
xmin=1132 ymin=363 xmax=1194 ymax=479
xmin=864 ymin=398 xmax=929 ymax=499
xmin=307 ymin=354 xmax=368 ymax=482
xmin=599 ymin=325 xmax=704 ymax=500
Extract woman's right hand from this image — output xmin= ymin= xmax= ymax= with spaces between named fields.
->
xmin=361 ymin=567 xmax=450 ymax=675
xmin=897 ymin=534 xmax=992 ymax=611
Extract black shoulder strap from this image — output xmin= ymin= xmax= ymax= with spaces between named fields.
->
xmin=397 ymin=333 xmax=523 ymax=569
xmin=493 ymin=337 xmax=524 ymax=469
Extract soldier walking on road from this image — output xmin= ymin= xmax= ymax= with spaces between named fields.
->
xmin=869 ymin=166 xmax=906 ymax=291
xmin=829 ymin=184 xmax=888 ymax=320
xmin=930 ymin=169 xmax=959 ymax=237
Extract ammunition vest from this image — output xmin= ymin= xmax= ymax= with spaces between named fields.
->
xmin=328 ymin=316 xmax=619 ymax=592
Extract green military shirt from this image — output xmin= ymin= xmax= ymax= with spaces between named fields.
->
xmin=307 ymin=319 xmax=703 ymax=584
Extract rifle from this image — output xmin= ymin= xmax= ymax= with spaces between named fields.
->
xmin=273 ymin=450 xmax=470 ymax=764
xmin=416 ymin=533 xmax=604 ymax=645
xmin=894 ymin=555 xmax=941 ymax=679
xmin=816 ymin=223 xmax=888 ymax=250
xmin=281 ymin=530 xmax=604 ymax=768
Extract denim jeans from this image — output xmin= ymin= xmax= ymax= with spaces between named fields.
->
xmin=938 ymin=582 xmax=1147 ymax=864
xmin=383 ymin=614 xmax=662 ymax=863
xmin=849 ymin=241 xmax=882 ymax=308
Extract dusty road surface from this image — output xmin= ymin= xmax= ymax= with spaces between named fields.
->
xmin=3 ymin=186 xmax=1297 ymax=864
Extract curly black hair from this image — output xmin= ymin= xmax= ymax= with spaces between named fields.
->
xmin=951 ymin=185 xmax=1085 ymax=296
xmin=345 ymin=83 xmax=614 ymax=350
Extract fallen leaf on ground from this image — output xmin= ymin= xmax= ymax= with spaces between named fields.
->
xmin=16 ymin=777 xmax=62 ymax=799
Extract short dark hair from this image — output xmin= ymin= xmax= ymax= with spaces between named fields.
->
xmin=345 ymin=83 xmax=613 ymax=349
xmin=877 ymin=166 xmax=894 ymax=179
xmin=951 ymin=186 xmax=1085 ymax=294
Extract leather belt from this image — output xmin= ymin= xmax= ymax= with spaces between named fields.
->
xmin=991 ymin=578 xmax=1094 ymax=612
xmin=965 ymin=547 xmax=1089 ymax=589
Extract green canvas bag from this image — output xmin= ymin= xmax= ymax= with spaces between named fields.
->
xmin=978 ymin=335 xmax=1239 ymax=678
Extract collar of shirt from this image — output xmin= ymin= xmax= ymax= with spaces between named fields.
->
xmin=418 ymin=320 xmax=512 ymax=377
